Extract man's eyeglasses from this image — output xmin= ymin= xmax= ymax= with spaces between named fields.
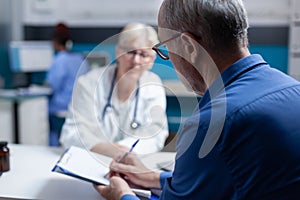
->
xmin=152 ymin=33 xmax=181 ymax=60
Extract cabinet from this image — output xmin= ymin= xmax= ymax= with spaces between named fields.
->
xmin=0 ymin=90 xmax=50 ymax=145
xmin=288 ymin=0 xmax=300 ymax=80
xmin=0 ymin=101 xmax=14 ymax=142
xmin=18 ymin=97 xmax=49 ymax=145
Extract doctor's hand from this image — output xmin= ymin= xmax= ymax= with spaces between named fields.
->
xmin=110 ymin=153 xmax=161 ymax=189
xmin=94 ymin=176 xmax=135 ymax=200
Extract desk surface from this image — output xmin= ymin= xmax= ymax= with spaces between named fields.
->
xmin=0 ymin=144 xmax=175 ymax=200
xmin=0 ymin=86 xmax=52 ymax=101
xmin=163 ymin=80 xmax=198 ymax=97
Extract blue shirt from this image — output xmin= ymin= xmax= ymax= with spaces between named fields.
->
xmin=122 ymin=54 xmax=300 ymax=199
xmin=46 ymin=50 xmax=89 ymax=114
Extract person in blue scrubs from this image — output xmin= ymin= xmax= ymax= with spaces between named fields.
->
xmin=46 ymin=23 xmax=89 ymax=146
xmin=94 ymin=0 xmax=300 ymax=199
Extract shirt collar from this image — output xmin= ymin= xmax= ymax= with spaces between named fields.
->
xmin=199 ymin=54 xmax=268 ymax=107
xmin=221 ymin=54 xmax=267 ymax=87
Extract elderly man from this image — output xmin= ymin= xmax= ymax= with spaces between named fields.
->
xmin=95 ymin=0 xmax=300 ymax=199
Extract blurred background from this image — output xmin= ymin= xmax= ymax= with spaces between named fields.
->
xmin=0 ymin=0 xmax=299 ymax=147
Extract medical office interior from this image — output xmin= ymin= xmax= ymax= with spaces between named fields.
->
xmin=0 ymin=0 xmax=300 ymax=199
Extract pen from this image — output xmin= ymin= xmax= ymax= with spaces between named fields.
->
xmin=104 ymin=139 xmax=140 ymax=179
xmin=116 ymin=139 xmax=140 ymax=163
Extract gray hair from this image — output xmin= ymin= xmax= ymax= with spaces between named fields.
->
xmin=160 ymin=0 xmax=249 ymax=51
xmin=117 ymin=22 xmax=159 ymax=49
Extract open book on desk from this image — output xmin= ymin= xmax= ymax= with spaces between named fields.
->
xmin=52 ymin=146 xmax=151 ymax=199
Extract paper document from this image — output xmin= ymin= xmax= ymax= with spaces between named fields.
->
xmin=52 ymin=146 xmax=151 ymax=198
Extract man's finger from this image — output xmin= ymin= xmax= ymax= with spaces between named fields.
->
xmin=94 ymin=185 xmax=107 ymax=195
xmin=110 ymin=161 xmax=133 ymax=173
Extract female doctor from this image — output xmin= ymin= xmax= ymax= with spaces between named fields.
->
xmin=59 ymin=23 xmax=169 ymax=158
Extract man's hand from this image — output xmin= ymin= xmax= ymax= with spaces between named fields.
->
xmin=110 ymin=153 xmax=161 ymax=189
xmin=94 ymin=176 xmax=135 ymax=200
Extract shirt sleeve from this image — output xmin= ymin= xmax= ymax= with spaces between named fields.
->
xmin=59 ymin=70 xmax=106 ymax=149
xmin=118 ymin=173 xmax=172 ymax=200
xmin=78 ymin=59 xmax=90 ymax=75
xmin=160 ymin=172 xmax=173 ymax=188
xmin=121 ymin=194 xmax=140 ymax=200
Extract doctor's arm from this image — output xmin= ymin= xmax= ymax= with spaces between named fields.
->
xmin=59 ymin=74 xmax=99 ymax=148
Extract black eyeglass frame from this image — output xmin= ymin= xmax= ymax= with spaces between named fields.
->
xmin=152 ymin=33 xmax=181 ymax=60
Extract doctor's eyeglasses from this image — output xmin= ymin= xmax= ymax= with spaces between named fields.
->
xmin=152 ymin=33 xmax=181 ymax=60
xmin=126 ymin=50 xmax=151 ymax=59
xmin=120 ymin=46 xmax=152 ymax=60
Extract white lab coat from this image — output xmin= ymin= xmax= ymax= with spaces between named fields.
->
xmin=60 ymin=65 xmax=169 ymax=154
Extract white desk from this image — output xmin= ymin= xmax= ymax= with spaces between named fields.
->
xmin=0 ymin=144 xmax=175 ymax=200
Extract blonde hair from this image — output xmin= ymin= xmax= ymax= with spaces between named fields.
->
xmin=117 ymin=22 xmax=159 ymax=49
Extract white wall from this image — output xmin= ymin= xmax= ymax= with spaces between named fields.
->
xmin=21 ymin=0 xmax=291 ymax=27
xmin=244 ymin=0 xmax=291 ymax=26
xmin=0 ymin=0 xmax=23 ymax=41
xmin=23 ymin=0 xmax=163 ymax=26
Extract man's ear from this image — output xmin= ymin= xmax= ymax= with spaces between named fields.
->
xmin=181 ymin=32 xmax=200 ymax=64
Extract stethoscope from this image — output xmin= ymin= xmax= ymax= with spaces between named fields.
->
xmin=101 ymin=68 xmax=140 ymax=129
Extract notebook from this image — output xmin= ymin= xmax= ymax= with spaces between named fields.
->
xmin=52 ymin=146 xmax=151 ymax=198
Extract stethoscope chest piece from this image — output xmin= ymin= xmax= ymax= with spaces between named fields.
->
xmin=106 ymin=106 xmax=113 ymax=113
xmin=130 ymin=121 xmax=140 ymax=129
